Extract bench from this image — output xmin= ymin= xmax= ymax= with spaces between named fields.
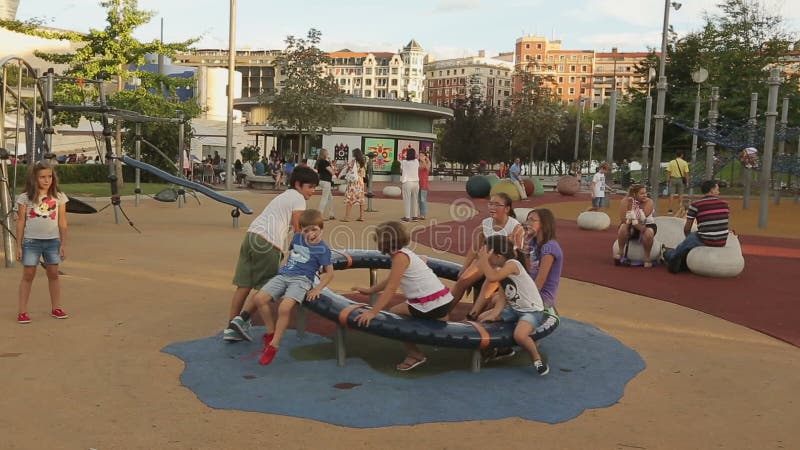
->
xmin=245 ymin=175 xmax=276 ymax=190
xmin=432 ymin=168 xmax=478 ymax=181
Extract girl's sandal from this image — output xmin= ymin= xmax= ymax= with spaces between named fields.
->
xmin=396 ymin=356 xmax=427 ymax=371
xmin=613 ymin=254 xmax=623 ymax=266
xmin=643 ymin=261 xmax=654 ymax=268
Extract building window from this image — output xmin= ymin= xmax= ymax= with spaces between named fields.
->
xmin=558 ymin=76 xmax=564 ymax=82
xmin=568 ymin=87 xmax=575 ymax=94
xmin=525 ymin=55 xmax=531 ymax=61
xmin=366 ymin=68 xmax=372 ymax=75
xmin=537 ymin=43 xmax=542 ymax=49
xmin=365 ymin=90 xmax=372 ymax=97
xmin=366 ymin=79 xmax=372 ymax=86
xmin=582 ymin=65 xmax=587 ymax=72
xmin=461 ymin=69 xmax=465 ymax=74
xmin=569 ymin=76 xmax=576 ymax=83
xmin=536 ymin=54 xmax=542 ymax=60
xmin=570 ymin=65 xmax=576 ymax=72
xmin=391 ymin=79 xmax=398 ymax=86
xmin=525 ymin=44 xmax=530 ymax=49
xmin=580 ymin=88 xmax=586 ymax=94
xmin=391 ymin=68 xmax=398 ymax=74
xmin=557 ymin=88 xmax=562 ymax=95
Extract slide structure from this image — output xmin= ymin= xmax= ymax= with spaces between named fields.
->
xmin=121 ymin=156 xmax=253 ymax=214
xmin=304 ymin=250 xmax=560 ymax=350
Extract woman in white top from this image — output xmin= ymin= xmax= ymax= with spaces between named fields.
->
xmin=354 ymin=221 xmax=453 ymax=371
xmin=451 ymin=192 xmax=525 ymax=316
xmin=400 ymin=148 xmax=420 ymax=222
xmin=476 ymin=234 xmax=549 ymax=376
xmin=615 ymin=184 xmax=657 ymax=268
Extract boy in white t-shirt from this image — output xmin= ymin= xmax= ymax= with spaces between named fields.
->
xmin=223 ymin=166 xmax=319 ymax=342
xmin=589 ymin=162 xmax=611 ymax=211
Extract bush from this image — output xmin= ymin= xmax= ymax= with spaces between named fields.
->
xmin=10 ymin=163 xmax=166 ymax=184
xmin=391 ymin=159 xmax=401 ymax=175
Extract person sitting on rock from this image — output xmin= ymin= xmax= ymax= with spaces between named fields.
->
xmin=663 ymin=180 xmax=730 ymax=273
xmin=615 ymin=184 xmax=657 ymax=268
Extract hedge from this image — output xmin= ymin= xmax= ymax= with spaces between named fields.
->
xmin=7 ymin=163 xmax=170 ymax=185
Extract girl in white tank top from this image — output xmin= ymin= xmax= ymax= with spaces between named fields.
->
xmin=353 ymin=221 xmax=452 ymax=372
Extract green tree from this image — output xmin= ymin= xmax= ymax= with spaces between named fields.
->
xmin=0 ymin=0 xmax=200 ymax=175
xmin=503 ymin=67 xmax=566 ymax=170
xmin=261 ymin=28 xmax=342 ymax=162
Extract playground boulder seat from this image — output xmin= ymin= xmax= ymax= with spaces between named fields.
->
xmin=557 ymin=176 xmax=581 ymax=196
xmin=686 ymin=233 xmax=745 ymax=278
xmin=489 ymin=179 xmax=521 ymax=201
xmin=515 ymin=207 xmax=533 ymax=221
xmin=577 ymin=211 xmax=611 ymax=231
xmin=653 ymin=216 xmax=697 ymax=249
xmin=528 ymin=176 xmax=546 ymax=196
xmin=466 ymin=175 xmax=492 ymax=198
xmin=612 ymin=236 xmax=662 ymax=266
xmin=484 ymin=173 xmax=500 ymax=188
xmin=522 ymin=178 xmax=535 ymax=196
xmin=382 ymin=185 xmax=402 ymax=197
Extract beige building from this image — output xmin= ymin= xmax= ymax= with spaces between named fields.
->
xmin=593 ymin=48 xmax=652 ymax=108
xmin=173 ymin=49 xmax=280 ymax=98
xmin=327 ymin=39 xmax=427 ymax=102
xmin=423 ymin=50 xmax=514 ymax=109
xmin=514 ymin=35 xmax=653 ymax=109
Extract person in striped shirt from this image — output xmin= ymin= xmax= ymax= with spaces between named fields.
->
xmin=663 ymin=180 xmax=730 ymax=273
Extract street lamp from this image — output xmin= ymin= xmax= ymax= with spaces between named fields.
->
xmin=588 ymin=121 xmax=603 ymax=175
xmin=224 ymin=0 xmax=237 ymax=190
xmin=650 ymin=0 xmax=681 ymax=205
xmin=689 ymin=67 xmax=708 ymax=196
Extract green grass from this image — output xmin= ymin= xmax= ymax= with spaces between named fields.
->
xmin=58 ymin=182 xmax=174 ymax=197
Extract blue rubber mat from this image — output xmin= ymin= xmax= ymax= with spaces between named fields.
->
xmin=163 ymin=318 xmax=645 ymax=427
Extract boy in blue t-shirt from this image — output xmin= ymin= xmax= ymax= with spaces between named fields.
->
xmin=228 ymin=209 xmax=334 ymax=365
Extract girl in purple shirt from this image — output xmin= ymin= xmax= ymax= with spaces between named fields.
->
xmin=525 ymin=209 xmax=563 ymax=307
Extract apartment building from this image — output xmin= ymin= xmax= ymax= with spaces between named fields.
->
xmin=327 ymin=39 xmax=426 ymax=102
xmin=514 ymin=35 xmax=594 ymax=107
xmin=423 ymin=50 xmax=514 ymax=109
xmin=593 ymin=48 xmax=652 ymax=108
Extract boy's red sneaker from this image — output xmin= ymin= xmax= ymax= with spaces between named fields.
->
xmin=258 ymin=345 xmax=277 ymax=366
xmin=262 ymin=332 xmax=275 ymax=347
xmin=51 ymin=309 xmax=69 ymax=319
xmin=17 ymin=313 xmax=31 ymax=324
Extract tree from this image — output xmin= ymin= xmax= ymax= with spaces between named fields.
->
xmin=0 ymin=0 xmax=200 ymax=175
xmin=261 ymin=28 xmax=342 ymax=162
xmin=503 ymin=67 xmax=566 ymax=170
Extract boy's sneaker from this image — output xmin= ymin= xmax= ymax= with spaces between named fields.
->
xmin=51 ymin=309 xmax=69 ymax=319
xmin=259 ymin=345 xmax=277 ymax=366
xmin=222 ymin=328 xmax=243 ymax=342
xmin=228 ymin=316 xmax=253 ymax=342
xmin=17 ymin=313 xmax=31 ymax=324
xmin=533 ymin=360 xmax=550 ymax=376
xmin=262 ymin=332 xmax=275 ymax=347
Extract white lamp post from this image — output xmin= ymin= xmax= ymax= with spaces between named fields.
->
xmin=650 ymin=1 xmax=681 ymax=204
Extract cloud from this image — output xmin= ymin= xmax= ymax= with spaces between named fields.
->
xmin=433 ymin=0 xmax=481 ymax=13
xmin=575 ymin=31 xmax=663 ymax=52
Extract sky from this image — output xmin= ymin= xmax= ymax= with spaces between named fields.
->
xmin=14 ymin=0 xmax=800 ymax=59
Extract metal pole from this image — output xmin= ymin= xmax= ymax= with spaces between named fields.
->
xmin=705 ymin=87 xmax=719 ymax=181
xmin=224 ymin=0 xmax=237 ymax=191
xmin=607 ymin=89 xmax=617 ymax=164
xmin=775 ymin=97 xmax=788 ymax=205
xmin=31 ymin=69 xmax=39 ymax=162
xmin=588 ymin=119 xmax=595 ymax=175
xmin=44 ymin=69 xmax=55 ymax=156
xmin=689 ymin=84 xmax=701 ymax=196
xmin=743 ymin=93 xmax=758 ymax=210
xmin=134 ymin=123 xmax=141 ymax=207
xmin=1 ymin=159 xmax=15 ymax=267
xmin=650 ymin=0 xmax=672 ymax=207
xmin=759 ymin=68 xmax=780 ymax=228
xmin=573 ymin=97 xmax=583 ymax=161
xmin=366 ymin=154 xmax=376 ymax=212
xmin=177 ymin=111 xmax=185 ymax=208
xmin=641 ymin=95 xmax=652 ymax=186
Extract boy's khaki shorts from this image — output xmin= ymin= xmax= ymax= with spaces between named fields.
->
xmin=232 ymin=233 xmax=283 ymax=290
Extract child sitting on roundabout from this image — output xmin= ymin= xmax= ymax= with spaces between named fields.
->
xmin=352 ymin=221 xmax=454 ymax=371
xmin=227 ymin=209 xmax=334 ymax=365
xmin=450 ymin=192 xmax=525 ymax=319
xmin=474 ymin=235 xmax=550 ymax=376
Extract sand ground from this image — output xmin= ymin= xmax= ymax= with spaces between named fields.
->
xmin=1 ymin=190 xmax=798 ymax=450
